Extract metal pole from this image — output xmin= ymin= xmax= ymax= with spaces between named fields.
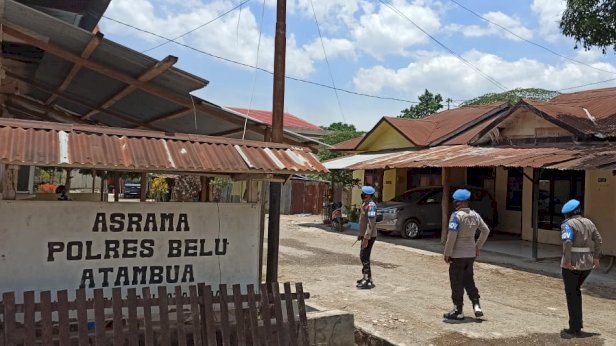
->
xmin=532 ymin=168 xmax=540 ymax=260
xmin=266 ymin=0 xmax=286 ymax=283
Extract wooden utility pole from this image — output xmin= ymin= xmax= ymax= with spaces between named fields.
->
xmin=266 ymin=0 xmax=287 ymax=283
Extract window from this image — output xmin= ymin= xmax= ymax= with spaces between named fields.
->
xmin=364 ymin=170 xmax=384 ymax=202
xmin=506 ymin=168 xmax=523 ymax=211
xmin=467 ymin=167 xmax=495 ymax=195
xmin=407 ymin=168 xmax=441 ymax=190
xmin=537 ymin=169 xmax=584 ymax=230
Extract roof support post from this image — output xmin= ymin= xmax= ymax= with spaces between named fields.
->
xmin=140 ymin=172 xmax=148 ymax=202
xmin=531 ymin=168 xmax=540 ymax=260
xmin=1 ymin=164 xmax=18 ymax=200
xmin=441 ymin=167 xmax=451 ymax=244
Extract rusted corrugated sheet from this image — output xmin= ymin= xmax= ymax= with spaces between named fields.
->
xmin=349 ymin=145 xmax=616 ymax=171
xmin=0 ymin=119 xmax=328 ymax=174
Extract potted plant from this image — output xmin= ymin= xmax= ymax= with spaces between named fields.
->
xmin=347 ymin=205 xmax=360 ymax=231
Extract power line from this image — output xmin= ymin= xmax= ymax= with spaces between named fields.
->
xmin=309 ymin=0 xmax=346 ymax=123
xmin=557 ymin=77 xmax=616 ymax=91
xmin=448 ymin=0 xmax=616 ymax=76
xmin=141 ymin=0 xmax=252 ymax=53
xmin=102 ymin=15 xmax=419 ymax=104
xmin=378 ymin=0 xmax=509 ymax=92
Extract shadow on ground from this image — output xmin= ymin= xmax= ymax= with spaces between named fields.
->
xmin=430 ymin=331 xmax=604 ymax=346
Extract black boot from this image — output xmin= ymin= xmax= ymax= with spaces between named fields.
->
xmin=356 ymin=279 xmax=375 ymax=289
xmin=443 ymin=306 xmax=464 ymax=320
xmin=472 ymin=300 xmax=483 ymax=317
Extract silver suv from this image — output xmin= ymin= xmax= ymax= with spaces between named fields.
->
xmin=376 ymin=186 xmax=498 ymax=239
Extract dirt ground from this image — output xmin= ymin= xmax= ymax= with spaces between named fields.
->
xmin=274 ymin=215 xmax=616 ymax=346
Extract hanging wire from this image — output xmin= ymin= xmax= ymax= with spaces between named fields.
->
xmin=242 ymin=0 xmax=267 ymax=140
xmin=378 ymin=0 xmax=508 ymax=92
xmin=309 ymin=0 xmax=346 ymax=123
xmin=141 ymin=0 xmax=252 ymax=53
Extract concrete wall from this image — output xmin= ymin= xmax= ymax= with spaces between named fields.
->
xmin=307 ymin=309 xmax=355 ymax=346
xmin=494 ymin=167 xmax=521 ymax=234
xmin=0 ymin=201 xmax=260 ymax=300
xmin=584 ymin=170 xmax=616 ymax=256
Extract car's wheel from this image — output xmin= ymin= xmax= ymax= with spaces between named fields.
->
xmin=401 ymin=219 xmax=421 ymax=239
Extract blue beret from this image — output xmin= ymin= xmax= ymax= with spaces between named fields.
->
xmin=452 ymin=189 xmax=471 ymax=201
xmin=562 ymin=199 xmax=580 ymax=214
xmin=361 ymin=186 xmax=375 ymax=195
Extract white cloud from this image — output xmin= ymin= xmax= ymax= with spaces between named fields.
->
xmin=445 ymin=11 xmax=533 ymax=41
xmin=102 ymin=0 xmax=321 ymax=78
xmin=531 ymin=0 xmax=566 ymax=42
xmin=352 ymin=49 xmax=616 ymax=102
xmin=303 ymin=37 xmax=357 ymax=61
xmin=351 ymin=0 xmax=442 ymax=59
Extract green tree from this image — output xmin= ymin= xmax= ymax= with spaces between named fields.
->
xmin=317 ymin=122 xmax=362 ymax=187
xmin=461 ymin=88 xmax=560 ymax=106
xmin=399 ymin=89 xmax=444 ymax=118
xmin=560 ymin=0 xmax=616 ymax=53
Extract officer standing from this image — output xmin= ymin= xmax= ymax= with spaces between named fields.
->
xmin=443 ymin=189 xmax=490 ymax=320
xmin=356 ymin=185 xmax=378 ymax=289
xmin=560 ymin=199 xmax=602 ymax=336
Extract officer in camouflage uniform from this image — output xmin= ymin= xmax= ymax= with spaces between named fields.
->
xmin=356 ymin=185 xmax=378 ymax=289
xmin=560 ymin=199 xmax=602 ymax=336
xmin=443 ymin=189 xmax=490 ymax=320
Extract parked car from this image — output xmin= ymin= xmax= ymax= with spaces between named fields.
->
xmin=123 ymin=183 xmax=141 ymax=198
xmin=376 ymin=186 xmax=498 ymax=239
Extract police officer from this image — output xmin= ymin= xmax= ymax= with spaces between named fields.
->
xmin=356 ymin=185 xmax=378 ymax=289
xmin=443 ymin=189 xmax=490 ymax=320
xmin=560 ymin=199 xmax=602 ymax=336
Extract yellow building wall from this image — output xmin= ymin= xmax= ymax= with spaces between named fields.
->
xmin=356 ymin=122 xmax=413 ymax=151
xmin=501 ymin=110 xmax=573 ymax=139
xmin=351 ymin=170 xmax=365 ymax=207
xmin=383 ymin=169 xmax=397 ymax=201
xmin=396 ymin=169 xmax=407 ymax=197
xmin=494 ymin=167 xmax=521 ymax=234
xmin=584 ymin=170 xmax=616 ymax=256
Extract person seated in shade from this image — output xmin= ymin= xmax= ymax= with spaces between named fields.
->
xmin=55 ymin=185 xmax=71 ymax=201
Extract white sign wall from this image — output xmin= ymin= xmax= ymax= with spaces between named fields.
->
xmin=0 ymin=201 xmax=260 ymax=299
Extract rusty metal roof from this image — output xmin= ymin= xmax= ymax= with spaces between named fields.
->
xmin=332 ymin=136 xmax=364 ymax=151
xmin=0 ymin=119 xmax=328 ymax=175
xmin=348 ymin=144 xmax=616 ymax=171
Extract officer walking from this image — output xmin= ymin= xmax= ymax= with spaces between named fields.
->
xmin=560 ymin=199 xmax=602 ymax=336
xmin=443 ymin=189 xmax=490 ymax=320
xmin=356 ymin=185 xmax=378 ymax=289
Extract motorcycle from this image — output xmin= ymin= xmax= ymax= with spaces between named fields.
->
xmin=330 ymin=202 xmax=347 ymax=232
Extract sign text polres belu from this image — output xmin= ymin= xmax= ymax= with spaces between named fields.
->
xmin=45 ymin=212 xmax=229 ymax=289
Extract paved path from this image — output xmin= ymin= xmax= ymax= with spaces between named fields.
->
xmin=276 ymin=215 xmax=616 ymax=345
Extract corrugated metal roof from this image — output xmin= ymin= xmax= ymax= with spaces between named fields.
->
xmin=0 ymin=119 xmax=328 ymax=175
xmin=332 ymin=136 xmax=364 ymax=151
xmin=1 ymin=0 xmax=324 ymax=148
xmin=346 ymin=144 xmax=616 ymax=171
xmin=323 ymin=152 xmax=396 ymax=170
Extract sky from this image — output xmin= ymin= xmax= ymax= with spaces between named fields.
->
xmin=99 ymin=0 xmax=616 ymax=131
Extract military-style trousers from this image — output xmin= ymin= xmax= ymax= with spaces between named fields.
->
xmin=562 ymin=268 xmax=591 ymax=331
xmin=449 ymin=257 xmax=480 ymax=310
xmin=360 ymin=237 xmax=377 ymax=277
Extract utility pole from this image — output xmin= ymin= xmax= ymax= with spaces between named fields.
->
xmin=266 ymin=0 xmax=286 ymax=283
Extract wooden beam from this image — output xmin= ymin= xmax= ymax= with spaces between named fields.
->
xmin=209 ymin=128 xmax=244 ymax=137
xmin=8 ymin=95 xmax=90 ymax=124
xmin=45 ymin=32 xmax=103 ymax=105
xmin=147 ymin=108 xmax=193 ymax=125
xmin=5 ymin=71 xmax=161 ymax=130
xmin=83 ymin=55 xmax=178 ymax=120
xmin=3 ymin=25 xmax=251 ymax=130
